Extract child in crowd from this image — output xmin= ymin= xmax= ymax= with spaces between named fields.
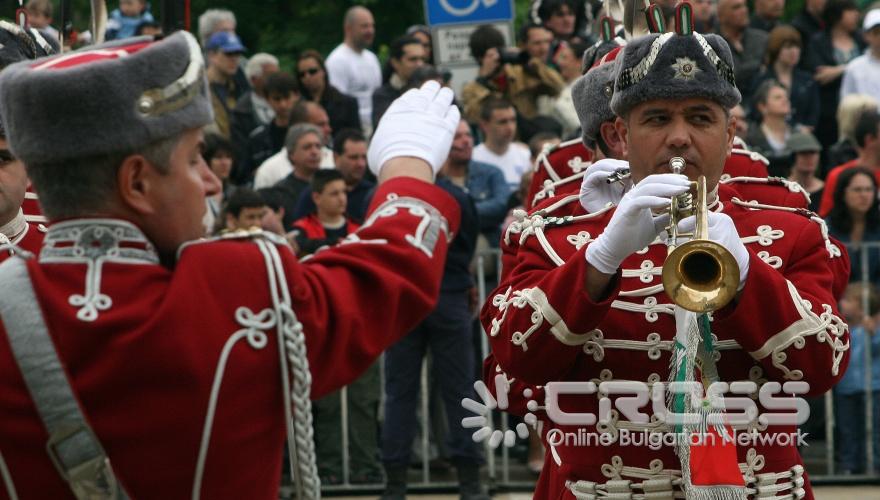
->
xmin=290 ymin=170 xmax=358 ymax=257
xmin=221 ymin=189 xmax=267 ymax=234
xmin=835 ymin=282 xmax=880 ymax=474
xmin=106 ymin=0 xmax=155 ymax=40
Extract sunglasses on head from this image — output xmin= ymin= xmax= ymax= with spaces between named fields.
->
xmin=298 ymin=68 xmax=320 ymax=77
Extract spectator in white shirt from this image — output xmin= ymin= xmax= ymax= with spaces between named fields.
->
xmin=841 ymin=9 xmax=880 ymax=102
xmin=325 ymin=6 xmax=382 ymax=136
xmin=472 ymin=97 xmax=532 ymax=190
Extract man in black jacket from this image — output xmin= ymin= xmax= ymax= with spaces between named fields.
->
xmin=371 ymin=36 xmax=426 ymax=128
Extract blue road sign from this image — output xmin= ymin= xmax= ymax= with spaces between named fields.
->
xmin=425 ymin=0 xmax=514 ymax=26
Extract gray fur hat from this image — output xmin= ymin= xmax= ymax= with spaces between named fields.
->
xmin=0 ymin=31 xmax=213 ymax=164
xmin=572 ymin=47 xmax=623 ymax=149
xmin=610 ymin=10 xmax=740 ymax=117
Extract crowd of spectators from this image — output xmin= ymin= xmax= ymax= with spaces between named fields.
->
xmin=32 ymin=0 xmax=880 ymax=490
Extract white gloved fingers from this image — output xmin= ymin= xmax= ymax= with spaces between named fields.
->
xmin=583 ymin=169 xmax=614 ymax=189
xmin=625 ymin=195 xmax=679 ymax=212
xmin=676 ymin=215 xmax=697 ymax=233
xmin=634 ymin=173 xmax=690 ymax=188
xmin=444 ymin=103 xmax=461 ymax=130
xmin=368 ymin=82 xmax=460 ymax=178
xmin=586 ymin=158 xmax=629 ymax=175
xmin=427 ymin=86 xmax=455 ymax=116
xmin=652 ymin=213 xmax=671 ymax=235
xmin=401 ymin=81 xmax=438 ymax=110
xmin=630 ymin=182 xmax=691 ymax=200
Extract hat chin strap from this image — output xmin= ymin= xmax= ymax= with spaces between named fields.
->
xmin=0 ymin=209 xmax=26 ymax=242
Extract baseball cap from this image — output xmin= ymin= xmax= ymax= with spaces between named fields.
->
xmin=864 ymin=9 xmax=880 ymax=32
xmin=205 ymin=31 xmax=246 ymax=54
xmin=786 ymin=132 xmax=822 ymax=153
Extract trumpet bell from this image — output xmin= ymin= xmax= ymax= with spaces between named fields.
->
xmin=662 ymin=240 xmax=740 ymax=313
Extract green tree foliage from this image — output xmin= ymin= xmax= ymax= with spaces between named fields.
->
xmin=53 ymin=0 xmax=537 ymax=70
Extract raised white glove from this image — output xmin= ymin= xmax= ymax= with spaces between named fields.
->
xmin=586 ymin=174 xmax=690 ymax=274
xmin=676 ymin=212 xmax=750 ymax=290
xmin=579 ymin=158 xmax=633 ymax=213
xmin=368 ymin=80 xmax=460 ymax=178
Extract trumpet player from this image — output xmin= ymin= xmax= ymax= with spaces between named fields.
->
xmin=482 ymin=5 xmax=849 ymax=499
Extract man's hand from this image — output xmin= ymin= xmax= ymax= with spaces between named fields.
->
xmin=579 ymin=159 xmax=632 ymax=213
xmin=586 ymin=174 xmax=690 ymax=275
xmin=814 ymin=65 xmax=844 ymax=85
xmin=369 ymin=81 xmax=460 ymax=183
xmin=479 ymin=47 xmax=501 ymax=78
xmin=676 ymin=212 xmax=750 ymax=290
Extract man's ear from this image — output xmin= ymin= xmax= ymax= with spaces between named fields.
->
xmin=225 ymin=212 xmax=236 ymax=230
xmin=726 ymin=114 xmax=736 ymax=157
xmin=599 ymin=121 xmax=626 ymax=159
xmin=613 ymin=116 xmax=629 ymax=157
xmin=116 ymin=154 xmax=158 ymax=215
xmin=311 ymin=190 xmax=321 ymax=205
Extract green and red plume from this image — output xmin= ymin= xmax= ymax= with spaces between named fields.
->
xmin=675 ymin=1 xmax=694 ymax=35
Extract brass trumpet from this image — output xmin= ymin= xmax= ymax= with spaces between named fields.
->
xmin=661 ymin=157 xmax=740 ymax=313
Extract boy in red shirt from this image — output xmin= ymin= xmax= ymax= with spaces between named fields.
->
xmin=290 ymin=169 xmax=359 ymax=257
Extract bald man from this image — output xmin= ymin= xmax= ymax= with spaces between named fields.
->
xmin=325 ymin=6 xmax=382 ymax=135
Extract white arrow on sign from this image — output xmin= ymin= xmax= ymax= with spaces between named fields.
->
xmin=439 ymin=0 xmax=498 ymax=17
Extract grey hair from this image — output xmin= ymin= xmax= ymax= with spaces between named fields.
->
xmin=197 ymin=9 xmax=237 ymax=44
xmin=284 ymin=123 xmax=322 ymax=152
xmin=26 ymin=136 xmax=179 ymax=220
xmin=244 ymin=53 xmax=279 ymax=81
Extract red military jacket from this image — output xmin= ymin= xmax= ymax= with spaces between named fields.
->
xmin=482 ymin=184 xmax=849 ymax=500
xmin=527 ymin=139 xmax=593 ymax=210
xmin=21 ymin=186 xmax=46 ymax=225
xmin=0 ymin=178 xmax=459 ymax=499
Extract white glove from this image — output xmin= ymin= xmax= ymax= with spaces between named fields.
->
xmin=368 ymin=80 xmax=460 ymax=178
xmin=586 ymin=174 xmax=690 ymax=274
xmin=579 ymin=158 xmax=633 ymax=213
xmin=676 ymin=212 xmax=750 ymax=290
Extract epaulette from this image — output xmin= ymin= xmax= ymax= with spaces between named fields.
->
xmin=730 ymin=197 xmax=841 ymax=259
xmin=722 ymin=175 xmax=811 ymax=205
xmin=177 ymin=227 xmax=291 ymax=257
xmin=732 ymin=136 xmax=749 ymax=149
xmin=534 ymin=137 xmax=591 ymax=182
xmin=731 ymin=148 xmax=769 ymax=165
xmin=531 ymin=170 xmax=586 ymax=207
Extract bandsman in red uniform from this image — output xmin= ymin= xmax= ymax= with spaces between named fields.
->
xmin=0 ymin=20 xmax=53 ymax=261
xmin=482 ymin=7 xmax=850 ymax=499
xmin=0 ymin=32 xmax=462 ymax=499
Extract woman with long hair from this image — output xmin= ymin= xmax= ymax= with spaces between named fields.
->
xmin=807 ymin=0 xmax=865 ymax=149
xmin=749 ymin=25 xmax=820 ymax=131
xmin=826 ymin=166 xmax=880 ymax=283
xmin=295 ymin=49 xmax=361 ymax=134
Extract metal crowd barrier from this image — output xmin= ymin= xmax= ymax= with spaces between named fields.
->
xmin=312 ymin=243 xmax=880 ymax=496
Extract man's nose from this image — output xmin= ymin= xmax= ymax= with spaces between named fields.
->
xmin=665 ymin=117 xmax=692 ymax=150
xmin=201 ymin=161 xmax=222 ymax=197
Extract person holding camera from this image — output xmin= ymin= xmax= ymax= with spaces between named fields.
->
xmin=461 ymin=24 xmax=565 ymax=127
